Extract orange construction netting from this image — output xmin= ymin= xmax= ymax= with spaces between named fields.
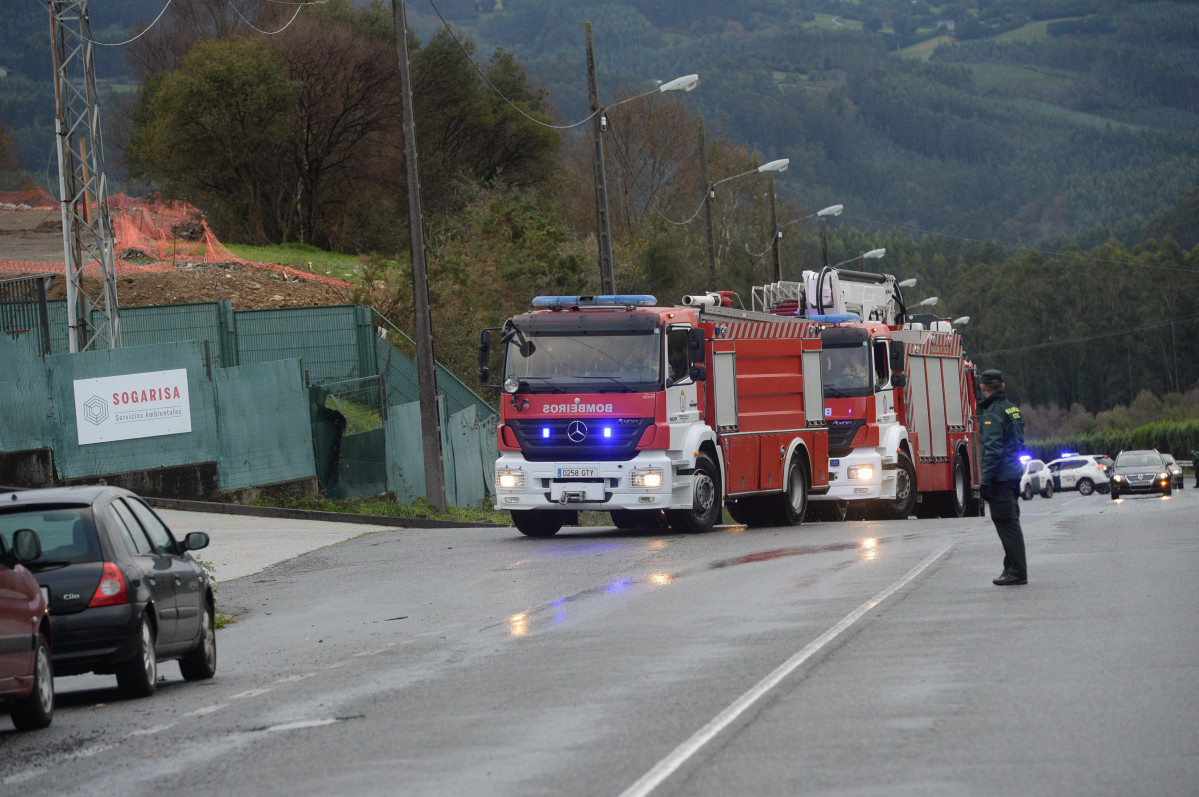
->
xmin=0 ymin=193 xmax=351 ymax=287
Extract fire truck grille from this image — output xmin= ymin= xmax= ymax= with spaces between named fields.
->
xmin=507 ymin=418 xmax=654 ymax=462
xmin=827 ymin=420 xmax=866 ymax=458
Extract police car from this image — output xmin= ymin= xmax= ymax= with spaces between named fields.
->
xmin=1019 ymin=458 xmax=1054 ymax=500
xmin=1046 ymin=454 xmax=1111 ymax=496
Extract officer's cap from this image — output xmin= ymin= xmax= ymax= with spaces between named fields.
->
xmin=980 ymin=369 xmax=1004 ymax=386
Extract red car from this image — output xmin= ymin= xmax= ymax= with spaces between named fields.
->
xmin=1 ymin=527 xmax=54 ymax=730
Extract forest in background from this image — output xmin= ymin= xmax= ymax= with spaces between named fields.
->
xmin=1 ymin=0 xmax=1197 ymax=436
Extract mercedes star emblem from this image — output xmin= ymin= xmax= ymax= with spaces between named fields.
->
xmin=567 ymin=420 xmax=588 ymax=443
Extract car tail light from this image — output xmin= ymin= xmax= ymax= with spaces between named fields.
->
xmin=88 ymin=562 xmax=129 ymax=607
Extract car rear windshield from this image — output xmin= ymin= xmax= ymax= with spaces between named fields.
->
xmin=0 ymin=504 xmax=101 ymax=564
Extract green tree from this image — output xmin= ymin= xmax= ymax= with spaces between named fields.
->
xmin=125 ymin=37 xmax=300 ymax=243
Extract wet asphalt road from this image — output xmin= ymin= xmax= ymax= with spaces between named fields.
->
xmin=3 ymin=486 xmax=1197 ymax=797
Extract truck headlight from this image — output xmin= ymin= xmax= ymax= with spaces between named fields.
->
xmin=848 ymin=464 xmax=874 ymax=480
xmin=497 ymin=468 xmax=525 ymax=489
xmin=632 ymin=468 xmax=664 ymax=488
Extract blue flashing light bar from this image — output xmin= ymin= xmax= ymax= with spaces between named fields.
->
xmin=532 ymin=295 xmax=657 ymax=309
xmin=1019 ymin=454 xmax=1031 ymax=462
xmin=809 ymin=313 xmax=861 ymax=323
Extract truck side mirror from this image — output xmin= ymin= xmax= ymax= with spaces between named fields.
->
xmin=889 ymin=345 xmax=905 ymax=373
xmin=689 ymin=364 xmax=707 ymax=382
xmin=688 ymin=328 xmax=706 ymax=365
xmin=477 ymin=329 xmax=492 ymax=368
xmin=890 ymin=373 xmax=906 ymax=389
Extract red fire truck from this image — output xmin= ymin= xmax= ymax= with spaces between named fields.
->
xmin=477 ymin=294 xmax=829 ymax=536
xmin=754 ymin=267 xmax=982 ymax=521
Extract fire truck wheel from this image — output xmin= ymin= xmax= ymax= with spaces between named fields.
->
xmin=667 ymin=453 xmax=721 ymax=533
xmin=773 ymin=458 xmax=809 ymax=526
xmin=878 ymin=451 xmax=917 ymax=520
xmin=937 ymin=452 xmax=969 ymax=518
xmin=511 ymin=510 xmax=564 ymax=537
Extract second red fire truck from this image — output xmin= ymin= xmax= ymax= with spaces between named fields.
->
xmin=754 ymin=266 xmax=983 ymax=521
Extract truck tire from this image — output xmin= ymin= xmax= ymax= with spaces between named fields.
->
xmin=512 ymin=510 xmax=565 ymax=537
xmin=770 ymin=457 xmax=809 ymax=526
xmin=667 ymin=453 xmax=721 ymax=533
xmin=938 ymin=452 xmax=969 ymax=518
xmin=878 ymin=451 xmax=917 ymax=520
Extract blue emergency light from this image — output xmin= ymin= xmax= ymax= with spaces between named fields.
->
xmin=532 ymin=295 xmax=657 ymax=309
xmin=809 ymin=313 xmax=861 ymax=323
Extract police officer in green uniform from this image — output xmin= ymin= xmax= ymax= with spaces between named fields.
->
xmin=979 ymin=369 xmax=1027 ymax=586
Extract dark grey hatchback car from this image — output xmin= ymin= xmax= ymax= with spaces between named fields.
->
xmin=0 ymin=486 xmax=216 ymax=698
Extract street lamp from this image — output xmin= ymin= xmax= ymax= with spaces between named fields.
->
xmin=832 ymin=248 xmax=885 ymax=269
xmin=952 ymin=316 xmax=971 ymax=325
xmin=767 ymin=203 xmax=844 ymax=281
xmin=587 ymin=22 xmax=697 ymax=294
xmin=701 ymin=152 xmax=789 ymax=275
xmin=918 ymin=296 xmax=939 ymax=307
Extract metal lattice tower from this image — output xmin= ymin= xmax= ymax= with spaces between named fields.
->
xmin=49 ymin=0 xmax=121 ymax=352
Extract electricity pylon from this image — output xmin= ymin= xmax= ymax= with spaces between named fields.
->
xmin=49 ymin=0 xmax=121 ymax=352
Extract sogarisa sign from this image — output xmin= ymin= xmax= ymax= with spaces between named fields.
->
xmin=73 ymin=369 xmax=192 ymax=444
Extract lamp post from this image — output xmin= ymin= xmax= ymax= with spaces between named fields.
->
xmin=587 ymin=22 xmax=697 ymax=294
xmin=699 ymin=146 xmax=789 ymax=276
xmin=776 ymin=203 xmax=842 ymax=281
xmin=832 ymin=247 xmax=886 ymax=270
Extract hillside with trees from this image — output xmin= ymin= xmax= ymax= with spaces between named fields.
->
xmin=1 ymin=0 xmax=1197 ymax=427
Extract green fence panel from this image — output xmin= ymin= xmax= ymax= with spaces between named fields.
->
xmin=384 ymin=400 xmax=424 ymax=504
xmin=331 ymin=428 xmax=387 ymax=499
xmin=446 ymin=404 xmax=492 ymax=509
xmin=0 ymin=332 xmax=55 ymax=451
xmin=234 ymin=305 xmax=363 ymax=385
xmin=47 ymin=340 xmax=219 ymax=480
xmin=112 ymin=302 xmax=233 ymax=366
xmin=212 ymin=358 xmax=316 ymax=491
xmin=373 ymin=334 xmax=497 ymax=422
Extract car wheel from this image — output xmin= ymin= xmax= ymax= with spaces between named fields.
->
xmin=1077 ymin=478 xmax=1094 ymax=496
xmin=116 ymin=615 xmax=158 ymax=699
xmin=1041 ymin=481 xmax=1053 ymax=498
xmin=179 ymin=603 xmax=217 ymax=681
xmin=1021 ymin=483 xmax=1034 ymax=500
xmin=667 ymin=453 xmax=722 ymax=533
xmin=9 ymin=632 xmax=54 ymax=730
xmin=511 ymin=510 xmax=564 ymax=537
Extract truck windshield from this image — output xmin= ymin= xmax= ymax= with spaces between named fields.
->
xmin=821 ymin=344 xmax=872 ymax=398
xmin=504 ymin=331 xmax=661 ymax=392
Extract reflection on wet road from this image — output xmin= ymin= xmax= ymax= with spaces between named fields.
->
xmin=498 ymin=535 xmax=893 ymax=637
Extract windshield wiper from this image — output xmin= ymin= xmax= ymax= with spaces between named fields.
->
xmin=510 ymin=376 xmax=565 ymax=393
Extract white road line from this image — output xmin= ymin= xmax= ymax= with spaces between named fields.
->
xmin=264 ymin=718 xmax=340 ymax=732
xmin=619 ymin=542 xmax=955 ymax=797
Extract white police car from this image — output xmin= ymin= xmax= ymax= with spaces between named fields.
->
xmin=1047 ymin=454 xmax=1111 ymax=496
xmin=1020 ymin=458 xmax=1053 ymax=500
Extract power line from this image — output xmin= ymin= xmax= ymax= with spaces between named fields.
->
xmin=974 ymin=312 xmax=1199 ymax=357
xmin=604 ymin=123 xmax=707 ymax=227
xmin=844 ymin=211 xmax=1199 ymax=275
xmin=226 ymin=1 xmax=305 ymax=35
xmin=425 ymin=0 xmax=597 ymax=131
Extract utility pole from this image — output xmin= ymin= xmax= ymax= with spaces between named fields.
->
xmin=698 ymin=117 xmax=716 ymax=278
xmin=392 ymin=0 xmax=447 ymax=513
xmin=49 ymin=0 xmax=121 ymax=352
xmin=585 ymin=23 xmax=615 ymax=295
xmin=768 ymin=173 xmax=781 ymax=282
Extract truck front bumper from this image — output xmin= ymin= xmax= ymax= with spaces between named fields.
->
xmin=809 ymin=450 xmax=896 ymax=503
xmin=493 ymin=451 xmax=695 ymax=512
